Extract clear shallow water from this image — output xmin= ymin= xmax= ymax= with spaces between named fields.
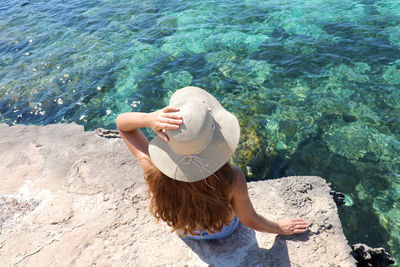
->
xmin=1 ymin=0 xmax=399 ymax=262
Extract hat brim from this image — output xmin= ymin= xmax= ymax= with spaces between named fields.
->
xmin=149 ymin=89 xmax=240 ymax=182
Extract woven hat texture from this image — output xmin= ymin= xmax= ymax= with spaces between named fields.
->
xmin=148 ymin=86 xmax=240 ymax=182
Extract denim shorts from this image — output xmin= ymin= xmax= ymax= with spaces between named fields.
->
xmin=184 ymin=216 xmax=239 ymax=240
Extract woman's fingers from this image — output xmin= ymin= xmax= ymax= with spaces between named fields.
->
xmin=163 ymin=106 xmax=180 ymax=113
xmin=278 ymin=218 xmax=310 ymax=235
xmin=150 ymin=108 xmax=182 ymax=141
xmin=156 ymin=130 xmax=169 ymax=142
xmin=293 ymin=228 xmax=307 ymax=234
xmin=294 ymin=224 xmax=309 ymax=229
xmin=295 ymin=222 xmax=309 ymax=227
xmin=162 ymin=112 xmax=182 ymax=120
xmin=161 ymin=117 xmax=183 ymax=125
xmin=293 ymin=219 xmax=309 ymax=223
xmin=293 ymin=221 xmax=309 ymax=235
xmin=294 ymin=220 xmax=309 ymax=227
xmin=160 ymin=123 xmax=180 ymax=130
xmin=159 ymin=107 xmax=183 ymax=125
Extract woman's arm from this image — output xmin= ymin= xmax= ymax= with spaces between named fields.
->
xmin=115 ymin=107 xmax=182 ymax=171
xmin=230 ymin=165 xmax=309 ymax=235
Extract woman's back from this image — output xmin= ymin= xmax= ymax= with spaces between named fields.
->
xmin=144 ymin=160 xmax=236 ymax=236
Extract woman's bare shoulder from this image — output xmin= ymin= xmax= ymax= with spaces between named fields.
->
xmin=230 ymin=165 xmax=248 ymax=196
xmin=231 ymin=165 xmax=245 ymax=181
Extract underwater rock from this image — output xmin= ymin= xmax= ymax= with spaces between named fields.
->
xmin=372 ymin=178 xmax=400 ymax=263
xmin=382 ymin=60 xmax=400 ymax=86
xmin=108 ymin=41 xmax=166 ymax=116
xmin=378 ymin=88 xmax=400 ymax=110
xmin=144 ymin=16 xmax=177 ymax=40
xmin=283 ymin=37 xmax=317 ymax=55
xmin=209 ymin=31 xmax=249 ymax=52
xmin=330 ymin=190 xmax=345 ymax=207
xmin=344 ymin=194 xmax=354 ymax=207
xmin=175 ymin=8 xmax=213 ymax=29
xmin=381 ymin=25 xmax=400 ymax=48
xmin=374 ymin=0 xmax=400 ymax=18
xmin=207 ymin=31 xmax=269 ymax=55
xmin=375 ymin=2 xmax=400 ymax=47
xmin=244 ymin=34 xmax=270 ymax=54
xmin=204 ymin=50 xmax=238 ymax=66
xmin=205 ymin=49 xmax=273 ymax=87
xmin=161 ymin=28 xmax=214 ymax=57
xmin=328 ymin=63 xmax=370 ymax=83
xmin=227 ymin=88 xmax=279 ymax=179
xmin=232 ymin=121 xmax=266 ymax=179
xmin=162 ymin=70 xmax=193 ymax=91
xmin=229 ymin=80 xmax=318 ymax=180
xmin=351 ymin=243 xmax=395 ymax=267
xmin=266 ymin=0 xmax=367 ymax=44
xmin=271 ymin=105 xmax=318 ymax=156
xmin=323 ymin=122 xmax=373 ymax=161
xmin=324 ymin=121 xmax=400 ymax=259
xmin=324 ymin=122 xmax=400 ymax=171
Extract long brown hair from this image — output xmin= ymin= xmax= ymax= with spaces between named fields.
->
xmin=143 ymin=159 xmax=237 ymax=236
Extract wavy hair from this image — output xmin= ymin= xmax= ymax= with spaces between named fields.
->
xmin=143 ymin=159 xmax=236 ymax=236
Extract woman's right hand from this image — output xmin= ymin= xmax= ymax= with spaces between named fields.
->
xmin=149 ymin=107 xmax=183 ymax=142
xmin=277 ymin=218 xmax=309 ymax=235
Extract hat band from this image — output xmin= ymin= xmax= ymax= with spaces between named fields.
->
xmin=172 ymin=121 xmax=218 ymax=182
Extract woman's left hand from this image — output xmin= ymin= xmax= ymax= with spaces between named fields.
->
xmin=277 ymin=218 xmax=309 ymax=235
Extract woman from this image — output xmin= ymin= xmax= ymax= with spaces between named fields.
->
xmin=116 ymin=86 xmax=309 ymax=240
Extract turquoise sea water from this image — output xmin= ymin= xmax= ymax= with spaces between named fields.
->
xmin=1 ymin=0 xmax=399 ymax=262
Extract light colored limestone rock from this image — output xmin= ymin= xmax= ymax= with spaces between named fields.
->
xmin=0 ymin=123 xmax=356 ymax=266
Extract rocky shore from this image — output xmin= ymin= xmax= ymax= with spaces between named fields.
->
xmin=0 ymin=123 xmax=357 ymax=266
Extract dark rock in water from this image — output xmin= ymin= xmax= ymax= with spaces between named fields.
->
xmin=351 ymin=243 xmax=395 ymax=267
xmin=330 ymin=190 xmax=345 ymax=207
xmin=21 ymin=2 xmax=30 ymax=7
xmin=95 ymin=128 xmax=120 ymax=138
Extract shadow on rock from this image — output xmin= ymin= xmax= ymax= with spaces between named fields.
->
xmin=181 ymin=222 xmax=309 ymax=267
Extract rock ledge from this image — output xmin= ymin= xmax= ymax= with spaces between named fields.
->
xmin=0 ymin=123 xmax=356 ymax=266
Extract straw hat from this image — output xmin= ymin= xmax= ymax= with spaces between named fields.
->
xmin=148 ymin=86 xmax=240 ymax=182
